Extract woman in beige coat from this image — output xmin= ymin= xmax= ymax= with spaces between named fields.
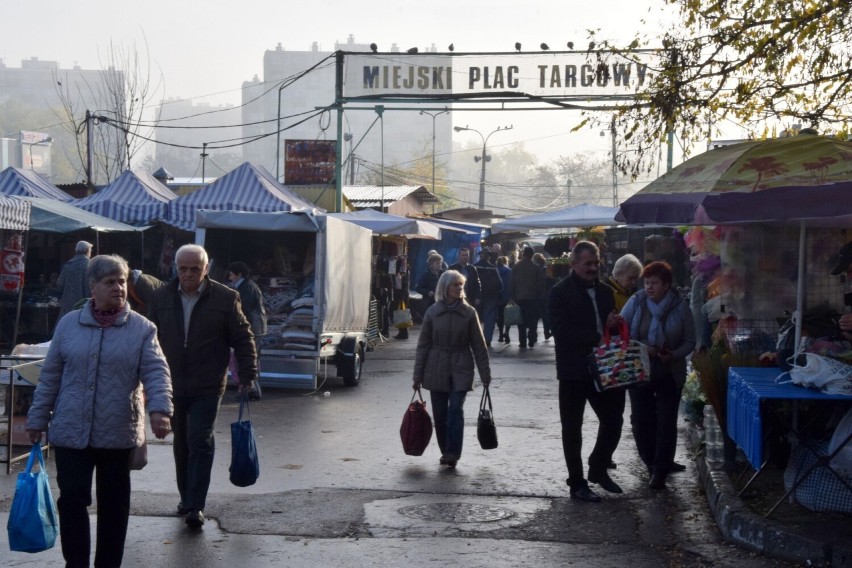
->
xmin=413 ymin=270 xmax=491 ymax=468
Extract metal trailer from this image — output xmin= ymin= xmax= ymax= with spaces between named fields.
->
xmin=195 ymin=210 xmax=372 ymax=389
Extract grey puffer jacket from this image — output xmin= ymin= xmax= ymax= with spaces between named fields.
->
xmin=413 ymin=300 xmax=491 ymax=392
xmin=27 ymin=300 xmax=173 ymax=449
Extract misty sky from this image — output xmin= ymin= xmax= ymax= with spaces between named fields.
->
xmin=3 ymin=0 xmax=706 ymax=182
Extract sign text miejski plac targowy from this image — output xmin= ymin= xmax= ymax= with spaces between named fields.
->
xmin=352 ymin=54 xmax=655 ymax=96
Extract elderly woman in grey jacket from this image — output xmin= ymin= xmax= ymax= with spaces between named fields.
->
xmin=27 ymin=254 xmax=173 ymax=568
xmin=413 ymin=270 xmax=491 ymax=468
xmin=620 ymin=261 xmax=695 ymax=490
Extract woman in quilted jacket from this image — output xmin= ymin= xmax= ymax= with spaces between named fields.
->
xmin=26 ymin=254 xmax=173 ymax=568
xmin=620 ymin=261 xmax=695 ymax=491
xmin=412 ymin=270 xmax=491 ymax=468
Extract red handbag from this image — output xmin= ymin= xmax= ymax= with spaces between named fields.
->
xmin=400 ymin=389 xmax=433 ymax=456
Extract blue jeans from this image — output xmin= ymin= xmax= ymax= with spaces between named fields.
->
xmin=54 ymin=446 xmax=132 ymax=568
xmin=478 ymin=299 xmax=498 ymax=343
xmin=430 ymin=390 xmax=468 ymax=459
xmin=172 ymin=394 xmax=222 ymax=512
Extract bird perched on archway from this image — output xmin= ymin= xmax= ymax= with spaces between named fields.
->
xmin=370 ymin=43 xmax=378 ymax=53
xmin=448 ymin=43 xmax=454 ymax=52
xmin=540 ymin=43 xmax=549 ymax=50
xmin=515 ymin=42 xmax=522 ymax=52
xmin=407 ymin=47 xmax=419 ymax=54
xmin=567 ymin=41 xmax=574 ymax=50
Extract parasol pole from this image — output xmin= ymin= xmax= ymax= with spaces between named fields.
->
xmin=793 ymin=220 xmax=806 ymax=352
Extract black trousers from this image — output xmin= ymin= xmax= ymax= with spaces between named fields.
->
xmin=54 ymin=446 xmax=132 ymax=568
xmin=516 ymin=299 xmax=541 ymax=346
xmin=559 ymin=379 xmax=625 ymax=489
xmin=628 ymin=373 xmax=683 ymax=476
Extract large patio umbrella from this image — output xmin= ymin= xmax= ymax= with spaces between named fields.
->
xmin=617 ymin=133 xmax=852 ymax=348
xmin=617 ymin=134 xmax=852 ymax=225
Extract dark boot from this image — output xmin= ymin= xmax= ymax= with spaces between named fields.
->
xmin=394 ymin=327 xmax=409 ymax=339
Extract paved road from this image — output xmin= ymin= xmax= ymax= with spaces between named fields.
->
xmin=1 ymin=329 xmax=791 ymax=567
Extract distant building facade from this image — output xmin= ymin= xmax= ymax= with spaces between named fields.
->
xmin=241 ymin=35 xmax=452 ymax=188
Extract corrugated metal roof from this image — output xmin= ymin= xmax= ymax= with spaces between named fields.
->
xmin=343 ymin=185 xmax=440 ymax=206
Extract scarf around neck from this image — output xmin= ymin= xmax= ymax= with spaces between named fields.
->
xmin=645 ymin=290 xmax=675 ymax=348
xmin=91 ymin=303 xmax=123 ymax=328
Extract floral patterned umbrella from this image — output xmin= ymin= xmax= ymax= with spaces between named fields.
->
xmin=617 ymin=134 xmax=852 ymax=225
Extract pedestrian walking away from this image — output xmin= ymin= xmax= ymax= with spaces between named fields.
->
xmin=548 ymin=240 xmax=625 ymax=502
xmin=227 ymin=261 xmax=267 ymax=399
xmin=474 ymin=247 xmax=504 ymax=346
xmin=26 ymin=254 xmax=173 ymax=567
xmin=412 ymin=270 xmax=491 ymax=469
xmin=149 ymin=244 xmax=257 ymax=529
xmin=56 ymin=240 xmax=92 ymax=318
xmin=509 ymin=247 xmax=545 ymax=349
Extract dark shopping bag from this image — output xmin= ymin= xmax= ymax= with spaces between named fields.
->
xmin=477 ymin=387 xmax=498 ymax=450
xmin=589 ymin=321 xmax=649 ymax=392
xmin=229 ymin=392 xmax=260 ymax=487
xmin=7 ymin=444 xmax=59 ymax=553
xmin=400 ymin=389 xmax=433 ymax=456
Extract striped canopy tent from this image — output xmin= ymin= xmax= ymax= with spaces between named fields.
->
xmin=0 ymin=195 xmax=31 ymax=231
xmin=74 ymin=169 xmax=177 ymax=226
xmin=0 ymin=167 xmax=73 ymax=202
xmin=164 ymin=162 xmax=322 ymax=231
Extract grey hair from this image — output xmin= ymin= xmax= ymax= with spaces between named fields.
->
xmin=427 ymin=253 xmax=443 ymax=265
xmin=175 ymin=244 xmax=209 ymax=266
xmin=435 ymin=269 xmax=465 ymax=303
xmin=88 ymin=254 xmax=129 ymax=285
xmin=612 ymin=254 xmax=642 ymax=278
xmin=571 ymin=240 xmax=599 ymax=262
xmin=75 ymin=240 xmax=93 ymax=254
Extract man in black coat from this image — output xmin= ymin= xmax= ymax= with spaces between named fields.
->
xmin=448 ymin=247 xmax=481 ymax=306
xmin=149 ymin=244 xmax=257 ymax=528
xmin=548 ymin=240 xmax=625 ymax=502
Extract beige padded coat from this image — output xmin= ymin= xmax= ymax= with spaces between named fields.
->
xmin=413 ymin=300 xmax=491 ymax=392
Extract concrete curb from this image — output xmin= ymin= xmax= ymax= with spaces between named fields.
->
xmin=688 ymin=425 xmax=852 ymax=566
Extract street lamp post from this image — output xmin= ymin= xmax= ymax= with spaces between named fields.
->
xmin=419 ymin=109 xmax=449 ymax=196
xmin=453 ymin=124 xmax=513 ymax=210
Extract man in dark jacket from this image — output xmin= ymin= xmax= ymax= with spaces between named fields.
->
xmin=548 ymin=240 xmax=624 ymax=502
xmin=149 ymin=244 xmax=257 ymax=528
xmin=449 ymin=247 xmax=481 ymax=306
xmin=474 ymin=247 xmax=503 ymax=346
xmin=509 ymin=246 xmax=545 ymax=348
xmin=127 ymin=269 xmax=164 ymax=314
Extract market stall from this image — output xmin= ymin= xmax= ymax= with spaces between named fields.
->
xmin=196 ymin=210 xmax=372 ymax=389
xmin=164 ymin=162 xmax=320 ymax=231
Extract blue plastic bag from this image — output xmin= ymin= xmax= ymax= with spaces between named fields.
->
xmin=7 ymin=444 xmax=59 ymax=553
xmin=229 ymin=392 xmax=260 ymax=487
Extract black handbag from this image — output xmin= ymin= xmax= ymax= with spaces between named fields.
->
xmin=477 ymin=387 xmax=498 ymax=450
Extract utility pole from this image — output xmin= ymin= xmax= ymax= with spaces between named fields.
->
xmin=610 ymin=116 xmax=618 ymax=207
xmin=201 ymin=143 xmax=209 ymax=182
xmin=85 ymin=110 xmax=94 ymax=188
xmin=453 ymin=125 xmax=513 ymax=210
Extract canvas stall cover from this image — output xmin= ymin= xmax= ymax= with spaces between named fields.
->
xmin=74 ymin=169 xmax=176 ymax=226
xmin=165 ymin=162 xmax=320 ymax=231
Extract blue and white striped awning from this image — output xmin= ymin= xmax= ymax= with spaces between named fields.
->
xmin=0 ymin=167 xmax=72 ymax=202
xmin=164 ymin=162 xmax=322 ymax=231
xmin=0 ymin=195 xmax=31 ymax=231
xmin=74 ymin=169 xmax=176 ymax=226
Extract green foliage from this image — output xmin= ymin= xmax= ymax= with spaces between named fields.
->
xmin=595 ymin=0 xmax=852 ymax=177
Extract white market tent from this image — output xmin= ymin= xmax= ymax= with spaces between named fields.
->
xmin=74 ymin=169 xmax=177 ymax=226
xmin=328 ymin=209 xmax=441 ymax=239
xmin=165 ymin=162 xmax=321 ymax=231
xmin=490 ymin=203 xmax=620 ymax=234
